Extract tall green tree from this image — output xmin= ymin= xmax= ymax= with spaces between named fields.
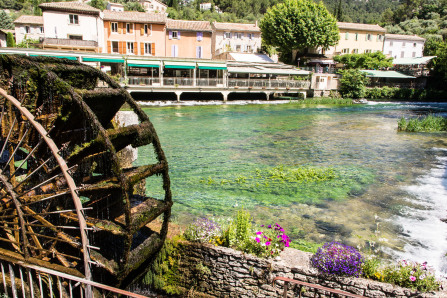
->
xmin=88 ymin=0 xmax=107 ymax=10
xmin=6 ymin=32 xmax=15 ymax=47
xmin=0 ymin=10 xmax=14 ymax=30
xmin=334 ymin=52 xmax=393 ymax=69
xmin=338 ymin=69 xmax=369 ymax=99
xmin=260 ymin=0 xmax=339 ymax=64
xmin=431 ymin=42 xmax=447 ymax=91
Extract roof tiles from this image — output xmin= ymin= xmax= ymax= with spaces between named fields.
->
xmin=212 ymin=22 xmax=260 ymax=32
xmin=103 ymin=11 xmax=167 ymax=23
xmin=14 ymin=15 xmax=44 ymax=25
xmin=167 ymin=19 xmax=212 ymax=32
xmin=385 ymin=34 xmax=425 ymax=41
xmin=337 ymin=22 xmax=385 ymax=32
xmin=39 ymin=1 xmax=101 ymax=14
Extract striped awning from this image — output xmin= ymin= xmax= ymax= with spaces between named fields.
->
xmin=197 ymin=63 xmax=227 ymax=70
xmin=164 ymin=61 xmax=196 ymax=69
xmin=127 ymin=59 xmax=161 ymax=68
xmin=82 ymin=57 xmax=125 ymax=63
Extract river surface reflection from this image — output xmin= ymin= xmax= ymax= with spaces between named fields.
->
xmin=136 ymin=101 xmax=447 ymax=274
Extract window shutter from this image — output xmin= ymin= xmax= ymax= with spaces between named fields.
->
xmin=140 ymin=24 xmax=144 ymax=35
xmin=140 ymin=42 xmax=144 ymax=55
xmin=119 ymin=22 xmax=123 ymax=34
xmin=229 ymin=32 xmax=232 ymax=39
xmin=171 ymin=45 xmax=175 ymax=57
xmin=151 ymin=43 xmax=155 ymax=55
xmin=108 ymin=22 xmax=111 ymax=36
xmin=134 ymin=42 xmax=137 ymax=54
xmin=178 ymin=31 xmax=181 ymax=39
xmin=107 ymin=41 xmax=111 ymax=53
xmin=196 ymin=46 xmax=200 ymax=58
xmin=119 ymin=41 xmax=124 ymax=54
xmin=241 ymin=33 xmax=244 ymax=39
xmin=131 ymin=24 xmax=134 ymax=34
xmin=169 ymin=31 xmax=172 ymax=39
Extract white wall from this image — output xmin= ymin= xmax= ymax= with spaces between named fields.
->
xmin=43 ymin=10 xmax=104 ymax=50
xmin=14 ymin=24 xmax=44 ymax=44
xmin=213 ymin=31 xmax=261 ymax=56
xmin=383 ymin=38 xmax=424 ymax=59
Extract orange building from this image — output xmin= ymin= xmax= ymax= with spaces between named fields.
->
xmin=165 ymin=19 xmax=212 ymax=59
xmin=103 ymin=11 xmax=166 ymax=56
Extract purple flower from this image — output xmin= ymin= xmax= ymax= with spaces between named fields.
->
xmin=255 ymin=237 xmax=261 ymax=243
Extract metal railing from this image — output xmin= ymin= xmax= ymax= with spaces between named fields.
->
xmin=300 ymin=66 xmax=337 ymax=74
xmin=196 ymin=78 xmax=224 ymax=86
xmin=0 ymin=258 xmax=148 ymax=298
xmin=228 ymin=79 xmax=310 ymax=89
xmin=128 ymin=76 xmax=160 ymax=86
xmin=163 ymin=77 xmax=194 ymax=86
xmin=273 ymin=276 xmax=366 ymax=298
xmin=43 ymin=38 xmax=98 ymax=47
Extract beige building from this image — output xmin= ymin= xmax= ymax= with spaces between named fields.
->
xmin=138 ymin=0 xmax=167 ymax=13
xmin=165 ymin=19 xmax=212 ymax=59
xmin=14 ymin=15 xmax=44 ymax=44
xmin=312 ymin=22 xmax=386 ymax=57
xmin=211 ymin=22 xmax=261 ymax=59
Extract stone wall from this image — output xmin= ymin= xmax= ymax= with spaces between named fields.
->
xmin=174 ymin=242 xmax=446 ymax=298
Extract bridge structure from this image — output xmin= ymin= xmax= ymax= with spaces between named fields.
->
xmin=0 ymin=48 xmax=312 ymax=101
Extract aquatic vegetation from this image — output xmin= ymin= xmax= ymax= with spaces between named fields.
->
xmin=398 ymin=115 xmax=447 ymax=132
xmin=297 ymin=97 xmax=353 ymax=105
xmin=311 ymin=242 xmax=364 ymax=277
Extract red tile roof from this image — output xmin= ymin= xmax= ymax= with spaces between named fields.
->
xmin=212 ymin=22 xmax=260 ymax=32
xmin=167 ymin=19 xmax=212 ymax=32
xmin=103 ymin=11 xmax=167 ymax=24
xmin=337 ymin=22 xmax=386 ymax=32
xmin=39 ymin=1 xmax=101 ymax=15
xmin=14 ymin=15 xmax=44 ymax=25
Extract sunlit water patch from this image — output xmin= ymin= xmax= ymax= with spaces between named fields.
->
xmin=135 ymin=101 xmax=447 ymax=273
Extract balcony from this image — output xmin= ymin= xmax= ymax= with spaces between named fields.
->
xmin=42 ymin=38 xmax=98 ymax=48
xmin=300 ymin=66 xmax=337 ymax=74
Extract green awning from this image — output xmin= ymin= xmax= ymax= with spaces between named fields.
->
xmin=359 ymin=70 xmax=415 ymax=79
xmin=197 ymin=63 xmax=227 ymax=70
xmin=393 ymin=56 xmax=436 ymax=65
xmin=30 ymin=54 xmax=78 ymax=60
xmin=127 ymin=59 xmax=160 ymax=68
xmin=82 ymin=57 xmax=125 ymax=63
xmin=164 ymin=61 xmax=196 ymax=69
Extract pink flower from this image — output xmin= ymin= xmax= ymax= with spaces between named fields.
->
xmin=265 ymin=241 xmax=271 ymax=246
xmin=410 ymin=276 xmax=416 ymax=282
xmin=255 ymin=237 xmax=261 ymax=243
xmin=256 ymin=231 xmax=262 ymax=235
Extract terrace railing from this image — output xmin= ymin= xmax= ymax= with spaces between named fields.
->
xmin=43 ymin=38 xmax=98 ymax=48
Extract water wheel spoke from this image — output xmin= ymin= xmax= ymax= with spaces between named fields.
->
xmin=1 ymin=123 xmax=31 ymax=173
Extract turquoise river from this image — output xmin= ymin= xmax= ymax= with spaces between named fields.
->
xmin=134 ymin=101 xmax=447 ymax=274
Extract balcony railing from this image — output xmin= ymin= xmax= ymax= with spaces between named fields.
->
xmin=43 ymin=38 xmax=98 ymax=47
xmin=300 ymin=66 xmax=337 ymax=74
xmin=127 ymin=76 xmax=310 ymax=89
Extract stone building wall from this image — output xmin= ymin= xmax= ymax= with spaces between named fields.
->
xmin=174 ymin=242 xmax=446 ymax=298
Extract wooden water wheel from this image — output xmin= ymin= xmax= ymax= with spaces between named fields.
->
xmin=0 ymin=55 xmax=172 ymax=286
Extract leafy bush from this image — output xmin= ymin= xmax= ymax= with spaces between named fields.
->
xmin=184 ymin=218 xmax=224 ymax=246
xmin=380 ymin=261 xmax=439 ymax=292
xmin=249 ymin=223 xmax=291 ymax=258
xmin=338 ymin=69 xmax=369 ymax=99
xmin=398 ymin=115 xmax=447 ymax=132
xmin=311 ymin=242 xmax=363 ymax=277
xmin=225 ymin=208 xmax=252 ymax=250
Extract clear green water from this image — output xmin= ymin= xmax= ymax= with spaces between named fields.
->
xmin=135 ymin=101 xmax=447 ymax=272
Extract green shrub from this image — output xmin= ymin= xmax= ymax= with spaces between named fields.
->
xmin=398 ymin=115 xmax=447 ymax=132
xmin=381 ymin=261 xmax=440 ymax=292
xmin=225 ymin=208 xmax=252 ymax=250
xmin=338 ymin=69 xmax=369 ymax=99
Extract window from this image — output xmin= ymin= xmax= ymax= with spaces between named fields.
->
xmin=196 ymin=46 xmax=202 ymax=58
xmin=400 ymin=51 xmax=404 ymax=58
xmin=40 ymin=26 xmax=44 ymax=33
xmin=111 ymin=22 xmax=118 ymax=33
xmin=236 ymin=45 xmax=241 ymax=52
xmin=355 ymin=33 xmax=358 ymax=41
xmin=413 ymin=42 xmax=417 ymax=47
xmin=224 ymin=32 xmax=231 ymax=39
xmin=390 ymin=41 xmax=393 ymax=46
xmin=366 ymin=34 xmax=372 ymax=41
xmin=247 ymin=33 xmax=253 ymax=40
xmin=171 ymin=44 xmax=178 ymax=57
xmin=68 ymin=35 xmax=82 ymax=40
xmin=126 ymin=23 xmax=133 ymax=34
xmin=69 ymin=14 xmax=79 ymax=25
xmin=342 ymin=48 xmax=349 ymax=54
xmin=402 ymin=42 xmax=406 ymax=47
xmin=235 ymin=32 xmax=243 ymax=39
xmin=197 ymin=31 xmax=203 ymax=41
xmin=144 ymin=43 xmax=152 ymax=55
xmin=377 ymin=34 xmax=383 ymax=42
xmin=112 ymin=41 xmax=119 ymax=53
xmin=172 ymin=31 xmax=178 ymax=39
xmin=364 ymin=49 xmax=372 ymax=53
xmin=25 ymin=26 xmax=30 ymax=34
xmin=144 ymin=24 xmax=151 ymax=35
xmin=388 ymin=51 xmax=392 ymax=56
xmin=412 ymin=52 xmax=416 ymax=57
xmin=345 ymin=32 xmax=349 ymax=40
xmin=352 ymin=49 xmax=358 ymax=54
xmin=127 ymin=42 xmax=134 ymax=54
xmin=247 ymin=45 xmax=252 ymax=53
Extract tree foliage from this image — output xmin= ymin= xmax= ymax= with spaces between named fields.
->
xmin=334 ymin=52 xmax=393 ymax=70
xmin=6 ymin=31 xmax=15 ymax=47
xmin=123 ymin=1 xmax=145 ymax=12
xmin=431 ymin=42 xmax=447 ymax=91
xmin=338 ymin=69 xmax=369 ymax=99
xmin=260 ymin=0 xmax=339 ymax=64
xmin=0 ymin=10 xmax=14 ymax=30
xmin=88 ymin=0 xmax=107 ymax=10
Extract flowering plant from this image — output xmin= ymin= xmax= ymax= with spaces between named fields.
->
xmin=380 ymin=260 xmax=440 ymax=292
xmin=183 ymin=218 xmax=224 ymax=246
xmin=311 ymin=242 xmax=363 ymax=277
xmin=250 ymin=223 xmax=291 ymax=258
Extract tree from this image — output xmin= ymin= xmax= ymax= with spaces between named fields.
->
xmin=334 ymin=52 xmax=393 ymax=70
xmin=124 ymin=2 xmax=145 ymax=12
xmin=260 ymin=0 xmax=339 ymax=64
xmin=6 ymin=32 xmax=15 ymax=47
xmin=338 ymin=69 xmax=369 ymax=99
xmin=88 ymin=0 xmax=107 ymax=10
xmin=431 ymin=42 xmax=447 ymax=91
xmin=0 ymin=10 xmax=14 ymax=30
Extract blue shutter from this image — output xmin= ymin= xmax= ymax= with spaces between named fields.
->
xmin=169 ymin=31 xmax=172 ymax=39
xmin=178 ymin=31 xmax=181 ymax=39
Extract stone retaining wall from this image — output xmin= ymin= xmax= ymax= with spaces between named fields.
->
xmin=175 ymin=242 xmax=446 ymax=297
